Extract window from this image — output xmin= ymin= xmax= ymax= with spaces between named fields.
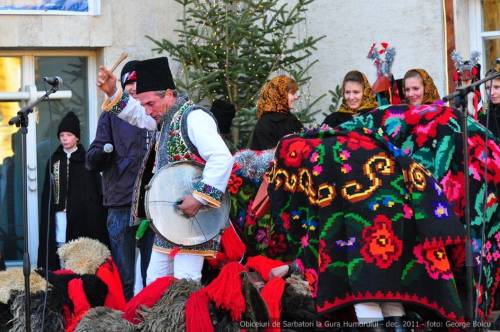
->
xmin=469 ymin=0 xmax=500 ymax=73
xmin=0 ymin=50 xmax=97 ymax=265
xmin=481 ymin=0 xmax=500 ymax=69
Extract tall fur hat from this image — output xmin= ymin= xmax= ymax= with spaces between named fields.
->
xmin=57 ymin=237 xmax=110 ymax=275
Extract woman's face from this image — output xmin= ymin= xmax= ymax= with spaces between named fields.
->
xmin=404 ymin=76 xmax=425 ymax=105
xmin=344 ymin=81 xmax=363 ymax=110
xmin=491 ymin=78 xmax=500 ymax=105
xmin=288 ymin=91 xmax=299 ymax=109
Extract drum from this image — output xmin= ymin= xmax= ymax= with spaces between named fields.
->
xmin=145 ymin=160 xmax=230 ymax=246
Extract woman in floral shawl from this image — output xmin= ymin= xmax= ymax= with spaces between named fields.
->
xmin=269 ymin=126 xmax=466 ymax=330
xmin=322 ymin=70 xmax=378 ymax=128
xmin=250 ymin=75 xmax=304 ymax=150
xmin=403 ymin=69 xmax=441 ymax=106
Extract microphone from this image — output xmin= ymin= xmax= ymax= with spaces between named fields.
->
xmin=42 ymin=76 xmax=63 ymax=87
xmin=103 ymin=143 xmax=114 ymax=153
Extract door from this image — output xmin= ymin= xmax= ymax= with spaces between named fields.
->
xmin=0 ymin=51 xmax=97 ymax=266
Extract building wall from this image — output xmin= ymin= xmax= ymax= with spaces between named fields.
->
xmin=0 ymin=0 xmax=183 ymax=75
xmin=0 ymin=0 xmax=447 ymax=123
xmin=302 ymin=0 xmax=447 ymax=120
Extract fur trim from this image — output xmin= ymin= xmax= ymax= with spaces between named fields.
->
xmin=285 ymin=274 xmax=311 ymax=297
xmin=8 ymin=290 xmax=64 ymax=332
xmin=240 ymin=271 xmax=269 ymax=328
xmin=0 ymin=301 xmax=12 ymax=330
xmin=138 ymin=279 xmax=201 ymax=332
xmin=58 ymin=238 xmax=110 ymax=275
xmin=124 ymin=276 xmax=175 ymax=324
xmin=75 ymin=306 xmax=138 ymax=332
xmin=0 ymin=268 xmax=49 ymax=304
xmin=233 ymin=149 xmax=274 ymax=180
xmin=281 ymin=274 xmax=316 ymax=322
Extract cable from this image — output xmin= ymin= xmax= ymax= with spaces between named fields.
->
xmin=473 ymin=82 xmax=493 ymax=323
xmin=41 ymin=79 xmax=54 ymax=330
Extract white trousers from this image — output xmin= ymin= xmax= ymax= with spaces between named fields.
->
xmin=354 ymin=302 xmax=405 ymax=323
xmin=134 ymin=249 xmax=143 ymax=295
xmin=146 ymin=250 xmax=204 ymax=284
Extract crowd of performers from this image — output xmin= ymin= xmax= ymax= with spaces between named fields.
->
xmin=0 ymin=52 xmax=499 ymax=332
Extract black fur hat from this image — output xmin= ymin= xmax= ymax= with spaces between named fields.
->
xmin=136 ymin=57 xmax=176 ymax=94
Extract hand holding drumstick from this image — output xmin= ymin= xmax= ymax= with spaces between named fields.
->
xmin=97 ymin=52 xmax=127 ymax=97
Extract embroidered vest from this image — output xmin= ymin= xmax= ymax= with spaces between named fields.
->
xmin=152 ymin=102 xmax=222 ymax=256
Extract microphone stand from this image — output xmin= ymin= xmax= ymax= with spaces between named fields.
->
xmin=8 ymin=84 xmax=59 ymax=332
xmin=442 ymin=71 xmax=500 ymax=329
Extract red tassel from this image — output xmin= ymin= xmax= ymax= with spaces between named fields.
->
xmin=185 ymin=290 xmax=214 ymax=332
xmin=96 ymin=258 xmax=126 ymax=310
xmin=221 ymin=225 xmax=246 ymax=261
xmin=260 ymin=278 xmax=286 ymax=332
xmin=123 ymin=276 xmax=175 ymax=324
xmin=203 ymin=262 xmax=245 ymax=321
xmin=246 ymin=256 xmax=286 ymax=282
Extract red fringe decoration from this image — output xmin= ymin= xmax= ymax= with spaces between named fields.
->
xmin=96 ymin=258 xmax=126 ymax=310
xmin=260 ymin=278 xmax=286 ymax=332
xmin=203 ymin=261 xmax=245 ymax=321
xmin=221 ymin=225 xmax=246 ymax=261
xmin=246 ymin=256 xmax=286 ymax=282
xmin=185 ymin=290 xmax=214 ymax=332
xmin=123 ymin=276 xmax=175 ymax=324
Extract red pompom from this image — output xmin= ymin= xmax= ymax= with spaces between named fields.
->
xmin=246 ymin=256 xmax=286 ymax=281
xmin=221 ymin=225 xmax=246 ymax=261
xmin=203 ymin=262 xmax=246 ymax=321
xmin=261 ymin=278 xmax=286 ymax=332
xmin=185 ymin=290 xmax=214 ymax=332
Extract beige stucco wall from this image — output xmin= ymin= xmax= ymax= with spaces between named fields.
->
xmin=0 ymin=0 xmax=447 ymax=123
xmin=0 ymin=0 xmax=183 ymax=72
xmin=302 ymin=0 xmax=447 ymax=120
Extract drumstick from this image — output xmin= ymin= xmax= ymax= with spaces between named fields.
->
xmin=109 ymin=52 xmax=128 ymax=73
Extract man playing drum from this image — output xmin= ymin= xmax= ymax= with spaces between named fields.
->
xmin=96 ymin=57 xmax=234 ymax=283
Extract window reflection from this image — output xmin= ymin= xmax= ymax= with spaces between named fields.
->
xmin=0 ymin=57 xmax=23 ymax=261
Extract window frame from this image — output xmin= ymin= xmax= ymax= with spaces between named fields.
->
xmin=468 ymin=0 xmax=500 ymax=76
xmin=0 ymin=49 xmax=98 ymax=266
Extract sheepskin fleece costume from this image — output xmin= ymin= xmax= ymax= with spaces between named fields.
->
xmin=0 ymin=269 xmax=64 ymax=332
xmin=42 ymin=238 xmax=125 ymax=331
xmin=75 ymin=306 xmax=137 ymax=332
xmin=57 ymin=237 xmax=125 ymax=311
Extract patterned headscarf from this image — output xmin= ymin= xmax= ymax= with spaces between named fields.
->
xmin=338 ymin=71 xmax=378 ymax=114
xmin=257 ymin=75 xmax=298 ymax=118
xmin=404 ymin=68 xmax=441 ymax=105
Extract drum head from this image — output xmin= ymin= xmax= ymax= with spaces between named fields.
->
xmin=145 ymin=161 xmax=230 ymax=246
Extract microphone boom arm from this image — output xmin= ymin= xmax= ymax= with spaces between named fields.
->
xmin=8 ymin=84 xmax=59 ymax=127
xmin=443 ymin=70 xmax=500 ymax=102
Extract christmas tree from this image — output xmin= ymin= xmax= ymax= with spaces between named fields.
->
xmin=148 ymin=0 xmax=325 ymax=148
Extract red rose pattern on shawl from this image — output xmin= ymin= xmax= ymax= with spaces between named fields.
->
xmin=339 ymin=103 xmax=500 ymax=319
xmin=269 ymin=128 xmax=465 ymax=322
xmin=360 ymin=215 xmax=403 ymax=269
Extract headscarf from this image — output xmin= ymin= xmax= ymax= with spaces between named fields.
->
xmin=404 ymin=68 xmax=441 ymax=105
xmin=337 ymin=72 xmax=377 ymax=114
xmin=257 ymin=75 xmax=298 ymax=118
